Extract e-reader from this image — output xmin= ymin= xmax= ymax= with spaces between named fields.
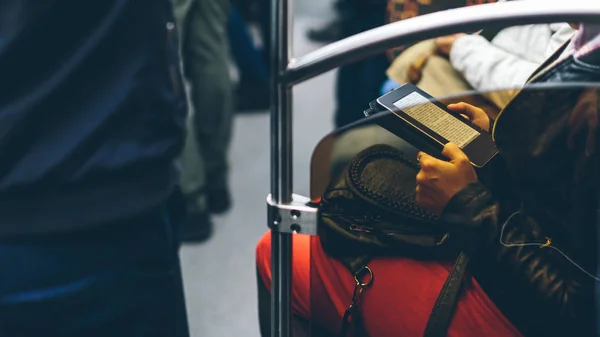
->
xmin=365 ymin=83 xmax=498 ymax=168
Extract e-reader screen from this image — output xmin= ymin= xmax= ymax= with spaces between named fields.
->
xmin=392 ymin=92 xmax=480 ymax=149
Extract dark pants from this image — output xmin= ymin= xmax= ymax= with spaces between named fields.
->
xmin=0 ymin=191 xmax=190 ymax=337
xmin=334 ymin=0 xmax=389 ymax=128
xmin=231 ymin=0 xmax=270 ymax=67
xmin=334 ymin=53 xmax=389 ymax=128
xmin=228 ymin=7 xmax=269 ymax=87
xmin=174 ymin=0 xmax=233 ymax=208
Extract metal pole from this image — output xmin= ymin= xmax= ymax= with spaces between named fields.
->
xmin=270 ymin=0 xmax=293 ymax=334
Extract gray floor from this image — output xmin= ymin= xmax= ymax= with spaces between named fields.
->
xmin=179 ymin=1 xmax=336 ymax=336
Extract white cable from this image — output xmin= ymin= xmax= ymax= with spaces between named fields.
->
xmin=499 ymin=210 xmax=600 ymax=282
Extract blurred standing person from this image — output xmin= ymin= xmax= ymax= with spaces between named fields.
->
xmin=334 ymin=0 xmax=390 ymax=128
xmin=228 ymin=6 xmax=271 ymax=111
xmin=307 ymin=0 xmax=369 ymax=43
xmin=0 ymin=1 xmax=189 ymax=336
xmin=173 ymin=0 xmax=234 ymax=241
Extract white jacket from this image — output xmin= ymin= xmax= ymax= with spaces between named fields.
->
xmin=449 ymin=8 xmax=574 ymax=103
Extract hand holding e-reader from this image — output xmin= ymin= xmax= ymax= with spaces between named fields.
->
xmin=364 ymin=83 xmax=498 ymax=167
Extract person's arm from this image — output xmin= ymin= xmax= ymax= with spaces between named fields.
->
xmin=440 ymin=179 xmax=595 ymax=335
xmin=416 ymin=90 xmax=598 ymax=333
xmin=449 ymin=34 xmax=538 ymax=105
xmin=450 ymin=25 xmax=575 ymax=94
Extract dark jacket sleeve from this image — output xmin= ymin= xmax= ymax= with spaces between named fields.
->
xmin=440 ymin=181 xmax=596 ymax=335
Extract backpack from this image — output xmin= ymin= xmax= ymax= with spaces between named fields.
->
xmin=318 ymin=144 xmax=471 ymax=337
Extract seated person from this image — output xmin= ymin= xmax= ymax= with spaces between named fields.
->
xmin=383 ymin=0 xmax=574 ymax=110
xmin=257 ymin=22 xmax=599 ymax=337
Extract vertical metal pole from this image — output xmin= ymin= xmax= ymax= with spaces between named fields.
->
xmin=270 ymin=0 xmax=293 ymax=335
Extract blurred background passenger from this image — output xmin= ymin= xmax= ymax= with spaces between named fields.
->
xmin=231 ymin=0 xmax=272 ymax=112
xmin=383 ymin=1 xmax=574 ymax=110
xmin=228 ymin=6 xmax=271 ymax=111
xmin=442 ymin=22 xmax=574 ymax=107
xmin=326 ymin=0 xmax=390 ymax=128
xmin=173 ymin=0 xmax=234 ymax=242
xmin=329 ymin=0 xmax=499 ymax=128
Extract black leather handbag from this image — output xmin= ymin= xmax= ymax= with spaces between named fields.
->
xmin=318 ymin=144 xmax=470 ymax=337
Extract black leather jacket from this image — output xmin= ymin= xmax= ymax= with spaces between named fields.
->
xmin=441 ymin=42 xmax=600 ymax=336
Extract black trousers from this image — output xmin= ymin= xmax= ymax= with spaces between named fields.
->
xmin=334 ymin=0 xmax=389 ymax=128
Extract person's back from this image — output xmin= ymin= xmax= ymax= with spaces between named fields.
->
xmin=0 ymin=1 xmax=190 ymax=336
xmin=0 ymin=0 xmax=186 ymax=234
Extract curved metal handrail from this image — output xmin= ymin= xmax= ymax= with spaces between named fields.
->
xmin=283 ymin=1 xmax=600 ymax=85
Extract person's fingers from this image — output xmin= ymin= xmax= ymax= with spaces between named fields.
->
xmin=415 ymin=184 xmax=437 ymax=210
xmin=448 ymin=102 xmax=484 ymax=120
xmin=434 ymin=36 xmax=446 ymax=49
xmin=416 ymin=171 xmax=426 ymax=185
xmin=415 ymin=184 xmax=429 ymax=207
xmin=447 ymin=102 xmax=467 ymax=110
xmin=460 ymin=113 xmax=470 ymax=120
xmin=417 ymin=152 xmax=441 ymax=171
xmin=442 ymin=142 xmax=470 ymax=164
xmin=416 ymin=171 xmax=439 ymax=191
xmin=415 ymin=186 xmax=424 ymax=206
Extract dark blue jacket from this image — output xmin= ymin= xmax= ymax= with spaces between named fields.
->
xmin=0 ymin=0 xmax=187 ymax=235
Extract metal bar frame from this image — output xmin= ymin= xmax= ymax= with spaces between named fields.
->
xmin=268 ymin=2 xmax=600 ymax=337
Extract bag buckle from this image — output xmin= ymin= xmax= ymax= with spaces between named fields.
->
xmin=340 ymin=266 xmax=374 ymax=336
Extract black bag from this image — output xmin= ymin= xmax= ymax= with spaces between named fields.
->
xmin=318 ymin=144 xmax=470 ymax=337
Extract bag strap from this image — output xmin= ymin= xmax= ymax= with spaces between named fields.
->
xmin=338 ymin=253 xmax=468 ymax=337
xmin=423 ymin=251 xmax=470 ymax=337
xmin=339 ymin=256 xmax=372 ymax=337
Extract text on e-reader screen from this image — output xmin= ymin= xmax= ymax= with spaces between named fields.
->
xmin=393 ymin=92 xmax=480 ymax=148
